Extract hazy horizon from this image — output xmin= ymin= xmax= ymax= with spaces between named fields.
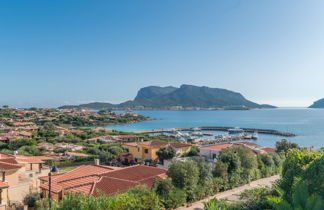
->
xmin=1 ymin=0 xmax=324 ymax=108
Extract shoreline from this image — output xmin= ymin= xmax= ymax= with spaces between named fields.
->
xmin=136 ymin=126 xmax=296 ymax=137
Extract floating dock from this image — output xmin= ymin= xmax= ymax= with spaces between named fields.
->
xmin=136 ymin=126 xmax=296 ymax=137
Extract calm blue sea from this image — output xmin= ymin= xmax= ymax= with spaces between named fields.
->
xmin=104 ymin=109 xmax=324 ymax=148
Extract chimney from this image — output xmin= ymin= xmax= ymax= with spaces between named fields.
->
xmin=94 ymin=159 xmax=100 ymax=165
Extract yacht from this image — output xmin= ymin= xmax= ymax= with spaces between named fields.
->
xmin=189 ymin=131 xmax=204 ymax=137
xmin=252 ymin=132 xmax=259 ymax=140
xmin=228 ymin=127 xmax=244 ymax=135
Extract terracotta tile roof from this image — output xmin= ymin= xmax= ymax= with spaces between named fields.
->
xmin=0 ymin=182 xmax=9 ymax=188
xmin=201 ymin=143 xmax=234 ymax=150
xmin=12 ymin=122 xmax=35 ymax=126
xmin=0 ymin=158 xmax=18 ymax=164
xmin=261 ymin=147 xmax=276 ymax=153
xmin=14 ymin=155 xmax=53 ymax=163
xmin=141 ymin=141 xmax=168 ymax=147
xmin=92 ymin=177 xmax=139 ymax=196
xmin=91 ymin=165 xmax=167 ymax=197
xmin=40 ymin=164 xmax=167 ymax=197
xmin=0 ymin=153 xmax=15 ymax=159
xmin=100 ymin=165 xmax=166 ymax=182
xmin=40 ymin=165 xmax=118 ymax=194
xmin=235 ymin=141 xmax=259 ymax=147
xmin=169 ymin=142 xmax=192 ymax=148
xmin=0 ymin=161 xmax=21 ymax=171
xmin=66 ymin=183 xmax=95 ymax=195
xmin=123 ymin=142 xmax=138 ymax=147
xmin=116 ymin=135 xmax=139 ymax=139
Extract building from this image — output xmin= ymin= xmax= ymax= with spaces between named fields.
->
xmin=200 ymin=142 xmax=276 ymax=162
xmin=123 ymin=140 xmax=192 ymax=162
xmin=0 ymin=131 xmax=33 ymax=143
xmin=0 ymin=153 xmax=53 ymax=206
xmin=113 ymin=135 xmax=140 ymax=142
xmin=200 ymin=143 xmax=234 ymax=162
xmin=40 ymin=164 xmax=166 ymax=200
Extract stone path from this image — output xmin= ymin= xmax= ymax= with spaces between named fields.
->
xmin=177 ymin=175 xmax=280 ymax=210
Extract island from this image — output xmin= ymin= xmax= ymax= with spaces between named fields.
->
xmin=59 ymin=84 xmax=276 ymax=110
xmin=309 ymin=98 xmax=324 ymax=108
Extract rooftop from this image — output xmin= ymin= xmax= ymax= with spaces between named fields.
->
xmin=201 ymin=143 xmax=234 ymax=150
xmin=40 ymin=164 xmax=167 ymax=197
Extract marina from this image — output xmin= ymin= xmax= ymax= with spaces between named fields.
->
xmin=134 ymin=126 xmax=296 ymax=145
xmin=136 ymin=126 xmax=296 ymax=137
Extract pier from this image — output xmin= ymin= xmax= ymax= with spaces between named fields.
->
xmin=136 ymin=126 xmax=296 ymax=137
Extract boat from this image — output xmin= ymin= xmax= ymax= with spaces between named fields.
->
xmin=228 ymin=127 xmax=244 ymax=135
xmin=252 ymin=132 xmax=259 ymax=140
xmin=189 ymin=131 xmax=204 ymax=137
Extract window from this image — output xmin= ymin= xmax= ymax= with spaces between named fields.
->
xmin=144 ymin=149 xmax=148 ymax=154
xmin=138 ymin=148 xmax=140 ymax=152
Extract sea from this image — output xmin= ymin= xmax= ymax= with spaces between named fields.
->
xmin=102 ymin=108 xmax=324 ymax=148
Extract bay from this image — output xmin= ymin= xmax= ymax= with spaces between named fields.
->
xmin=104 ymin=108 xmax=324 ymax=148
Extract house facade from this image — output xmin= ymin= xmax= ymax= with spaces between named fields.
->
xmin=123 ymin=140 xmax=192 ymax=161
xmin=0 ymin=153 xmax=53 ymax=206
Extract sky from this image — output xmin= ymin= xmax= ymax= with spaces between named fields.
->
xmin=1 ymin=0 xmax=324 ymax=108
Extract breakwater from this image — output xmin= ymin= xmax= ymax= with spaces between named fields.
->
xmin=136 ymin=126 xmax=296 ymax=137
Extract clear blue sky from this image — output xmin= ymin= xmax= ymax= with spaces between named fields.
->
xmin=1 ymin=0 xmax=324 ymax=108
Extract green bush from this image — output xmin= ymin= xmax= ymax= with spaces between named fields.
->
xmin=23 ymin=193 xmax=41 ymax=207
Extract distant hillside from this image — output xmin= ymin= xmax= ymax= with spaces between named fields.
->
xmin=59 ymin=85 xmax=276 ymax=110
xmin=309 ymin=98 xmax=324 ymax=108
xmin=134 ymin=86 xmax=177 ymax=100
xmin=60 ymin=102 xmax=116 ymax=110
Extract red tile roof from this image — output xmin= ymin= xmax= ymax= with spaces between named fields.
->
xmin=14 ymin=155 xmax=53 ymax=163
xmin=40 ymin=165 xmax=118 ymax=194
xmin=40 ymin=164 xmax=167 ymax=197
xmin=261 ymin=147 xmax=276 ymax=153
xmin=0 ymin=182 xmax=9 ymax=188
xmin=140 ymin=141 xmax=168 ymax=147
xmin=201 ymin=143 xmax=234 ymax=150
xmin=0 ymin=161 xmax=21 ymax=171
xmin=124 ymin=140 xmax=191 ymax=148
xmin=169 ymin=142 xmax=192 ymax=148
xmin=91 ymin=165 xmax=167 ymax=197
xmin=0 ymin=158 xmax=18 ymax=164
xmin=92 ymin=177 xmax=139 ymax=196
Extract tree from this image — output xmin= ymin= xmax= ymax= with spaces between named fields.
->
xmin=167 ymin=160 xmax=199 ymax=190
xmin=186 ymin=146 xmax=199 ymax=156
xmin=213 ymin=160 xmax=229 ymax=179
xmin=156 ymin=146 xmax=176 ymax=164
xmin=98 ymin=110 xmax=106 ymax=115
xmin=153 ymin=178 xmax=187 ymax=208
xmin=193 ymin=158 xmax=213 ymax=184
xmin=23 ymin=193 xmax=41 ymax=208
xmin=38 ymin=122 xmax=58 ymax=140
xmin=279 ymin=149 xmax=320 ymax=201
xmin=154 ymin=178 xmax=174 ymax=198
xmin=9 ymin=138 xmax=36 ymax=150
xmin=276 ymin=139 xmax=299 ymax=153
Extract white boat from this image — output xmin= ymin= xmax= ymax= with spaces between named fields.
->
xmin=228 ymin=127 xmax=244 ymax=135
xmin=252 ymin=132 xmax=259 ymax=140
xmin=189 ymin=131 xmax=204 ymax=137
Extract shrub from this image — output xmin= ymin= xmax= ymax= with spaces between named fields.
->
xmin=23 ymin=193 xmax=41 ymax=207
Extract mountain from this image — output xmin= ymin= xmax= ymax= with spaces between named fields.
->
xmin=309 ymin=98 xmax=324 ymax=108
xmin=59 ymin=85 xmax=276 ymax=109
xmin=60 ymin=102 xmax=116 ymax=110
xmin=134 ymin=86 xmax=177 ymax=100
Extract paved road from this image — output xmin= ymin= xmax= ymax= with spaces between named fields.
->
xmin=177 ymin=175 xmax=279 ymax=210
